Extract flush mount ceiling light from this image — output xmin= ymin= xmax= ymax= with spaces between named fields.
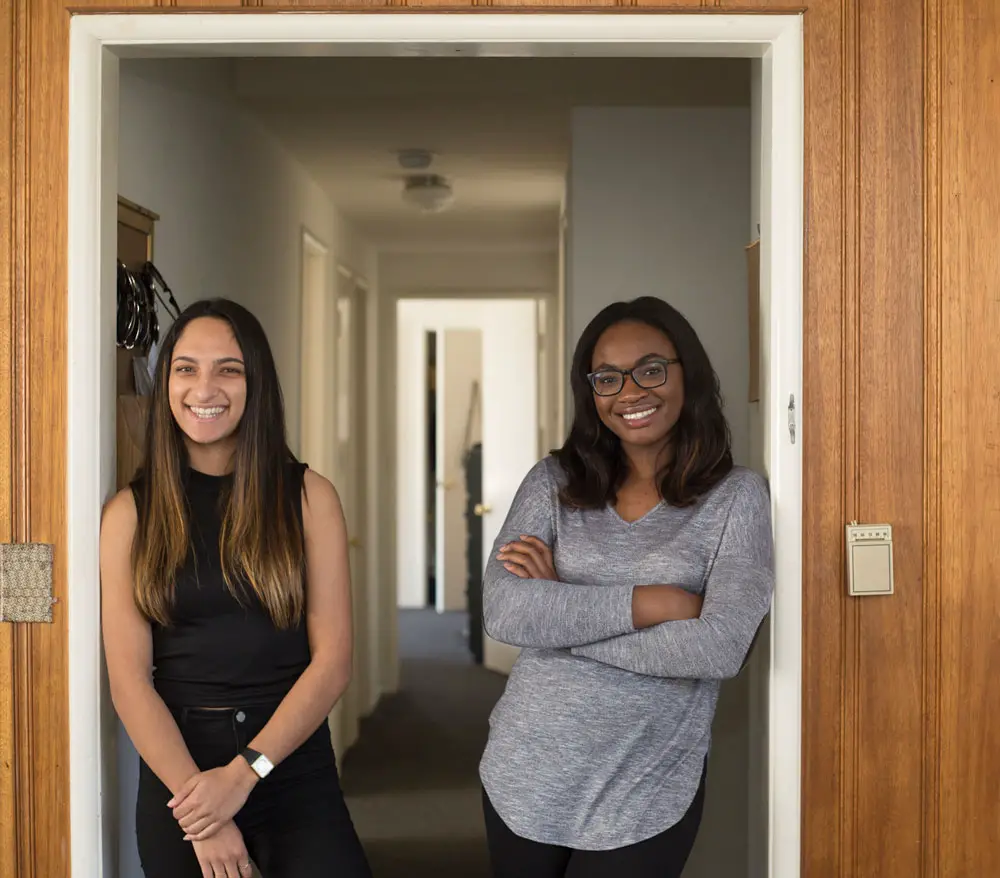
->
xmin=401 ymin=174 xmax=455 ymax=214
xmin=396 ymin=148 xmax=435 ymax=171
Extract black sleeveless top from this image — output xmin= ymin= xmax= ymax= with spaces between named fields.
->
xmin=133 ymin=462 xmax=312 ymax=709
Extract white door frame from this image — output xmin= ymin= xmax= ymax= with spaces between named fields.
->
xmin=395 ymin=298 xmax=539 ymax=612
xmin=68 ymin=13 xmax=803 ymax=877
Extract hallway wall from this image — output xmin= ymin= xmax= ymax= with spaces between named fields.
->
xmin=566 ymin=105 xmax=755 ymax=877
xmin=115 ymin=59 xmax=379 ymax=878
xmin=117 ymin=59 xmax=374 ymax=453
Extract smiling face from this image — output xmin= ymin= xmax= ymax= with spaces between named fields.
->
xmin=168 ymin=316 xmax=247 ymax=463
xmin=590 ymin=319 xmax=685 ymax=456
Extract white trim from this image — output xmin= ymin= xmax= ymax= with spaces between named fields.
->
xmin=74 ymin=13 xmax=794 ymax=55
xmin=67 ymin=13 xmax=804 ymax=878
xmin=762 ymin=21 xmax=804 ymax=878
xmin=68 ymin=27 xmax=116 ymax=878
xmin=395 ymin=298 xmax=539 ymax=613
xmin=336 ymin=262 xmax=371 ymax=292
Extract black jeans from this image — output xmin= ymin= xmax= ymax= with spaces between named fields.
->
xmin=136 ymin=703 xmax=372 ymax=878
xmin=481 ymin=763 xmax=707 ymax=878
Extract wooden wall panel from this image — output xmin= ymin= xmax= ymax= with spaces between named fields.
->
xmin=0 ymin=2 xmax=17 ymax=878
xmin=2 ymin=1 xmax=998 ymax=877
xmin=921 ymin=0 xmax=942 ymax=871
xmin=168 ymin=1 xmax=246 ymax=9
xmin=938 ymin=0 xmax=1000 ymax=874
xmin=854 ymin=0 xmax=925 ymax=874
xmin=5 ymin=3 xmax=155 ymax=877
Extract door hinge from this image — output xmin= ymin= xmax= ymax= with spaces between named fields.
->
xmin=787 ymin=394 xmax=797 ymax=445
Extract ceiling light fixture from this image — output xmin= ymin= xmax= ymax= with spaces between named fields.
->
xmin=401 ymin=174 xmax=455 ymax=214
xmin=396 ymin=148 xmax=435 ymax=171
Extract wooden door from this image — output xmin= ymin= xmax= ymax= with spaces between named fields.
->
xmin=2 ymin=2 xmax=998 ymax=877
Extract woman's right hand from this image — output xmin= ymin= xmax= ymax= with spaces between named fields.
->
xmin=496 ymin=535 xmax=558 ymax=581
xmin=191 ymin=820 xmax=253 ymax=878
xmin=631 ymin=584 xmax=703 ymax=628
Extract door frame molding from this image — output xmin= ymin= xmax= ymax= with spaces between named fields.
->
xmin=65 ymin=12 xmax=803 ymax=877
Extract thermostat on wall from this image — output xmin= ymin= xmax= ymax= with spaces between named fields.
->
xmin=845 ymin=522 xmax=894 ymax=596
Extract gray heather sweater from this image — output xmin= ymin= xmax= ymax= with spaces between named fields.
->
xmin=478 ymin=455 xmax=774 ymax=850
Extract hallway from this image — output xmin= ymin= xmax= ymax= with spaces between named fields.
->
xmin=341 ymin=609 xmax=506 ymax=877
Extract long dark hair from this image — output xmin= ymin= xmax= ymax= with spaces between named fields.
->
xmin=553 ymin=296 xmax=732 ymax=509
xmin=131 ymin=298 xmax=305 ymax=628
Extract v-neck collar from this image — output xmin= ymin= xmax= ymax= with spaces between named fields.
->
xmin=607 ymin=500 xmax=666 ymax=527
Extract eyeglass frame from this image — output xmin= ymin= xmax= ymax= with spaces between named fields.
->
xmin=586 ymin=357 xmax=681 ymax=397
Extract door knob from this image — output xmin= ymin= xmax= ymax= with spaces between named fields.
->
xmin=474 ymin=503 xmax=492 ymax=517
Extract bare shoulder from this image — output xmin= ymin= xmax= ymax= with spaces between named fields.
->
xmin=101 ymin=486 xmax=138 ymax=537
xmin=301 ymin=468 xmax=345 ymax=522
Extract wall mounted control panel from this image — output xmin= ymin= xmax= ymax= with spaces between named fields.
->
xmin=845 ymin=522 xmax=894 ymax=596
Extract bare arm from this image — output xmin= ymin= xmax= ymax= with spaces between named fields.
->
xmin=244 ymin=469 xmax=353 ymax=764
xmin=100 ymin=488 xmax=201 ymax=796
xmin=571 ymin=475 xmax=775 ymax=680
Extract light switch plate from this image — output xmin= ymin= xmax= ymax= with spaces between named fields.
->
xmin=845 ymin=523 xmax=894 ymax=596
xmin=0 ymin=543 xmax=55 ymax=623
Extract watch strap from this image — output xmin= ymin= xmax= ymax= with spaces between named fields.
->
xmin=241 ymin=747 xmax=269 ymax=778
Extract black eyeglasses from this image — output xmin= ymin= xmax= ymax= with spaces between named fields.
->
xmin=587 ymin=358 xmax=680 ymax=397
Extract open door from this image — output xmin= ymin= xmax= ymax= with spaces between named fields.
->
xmin=479 ymin=301 xmax=539 ymax=675
xmin=332 ymin=270 xmax=370 ymax=756
xmin=435 ymin=329 xmax=483 ymax=613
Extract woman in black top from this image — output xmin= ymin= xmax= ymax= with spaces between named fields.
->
xmin=101 ymin=298 xmax=372 ymax=878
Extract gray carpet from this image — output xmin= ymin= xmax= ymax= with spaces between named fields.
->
xmin=341 ymin=609 xmax=506 ymax=878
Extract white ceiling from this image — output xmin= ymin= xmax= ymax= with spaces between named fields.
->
xmin=229 ymin=57 xmax=750 ymax=250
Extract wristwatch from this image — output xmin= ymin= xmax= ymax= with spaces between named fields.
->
xmin=241 ymin=748 xmax=274 ymax=780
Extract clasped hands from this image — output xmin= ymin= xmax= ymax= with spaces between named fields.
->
xmin=496 ymin=535 xmax=704 ymax=625
xmin=168 ymin=757 xmax=259 ymax=877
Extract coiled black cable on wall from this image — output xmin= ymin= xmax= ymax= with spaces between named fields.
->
xmin=116 ymin=260 xmax=181 ymax=350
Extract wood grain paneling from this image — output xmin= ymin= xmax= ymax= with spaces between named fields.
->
xmin=167 ymin=0 xmax=247 ymax=9
xmin=5 ymin=2 xmax=155 ymax=876
xmin=0 ymin=1 xmax=16 ymax=876
xmin=3 ymin=1 xmax=999 ymax=877
xmin=922 ymin=0 xmax=942 ymax=874
xmin=855 ymin=0 xmax=924 ymax=874
xmin=258 ymin=0 xmax=392 ymax=7
xmin=938 ymin=0 xmax=1000 ymax=874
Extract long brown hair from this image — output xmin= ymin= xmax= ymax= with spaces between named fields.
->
xmin=131 ymin=298 xmax=305 ymax=628
xmin=553 ymin=296 xmax=733 ymax=509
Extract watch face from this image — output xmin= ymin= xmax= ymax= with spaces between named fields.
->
xmin=252 ymin=754 xmax=274 ymax=779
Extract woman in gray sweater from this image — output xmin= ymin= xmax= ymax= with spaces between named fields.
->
xmin=479 ymin=296 xmax=774 ymax=878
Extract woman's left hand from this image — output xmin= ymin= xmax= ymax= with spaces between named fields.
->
xmin=169 ymin=759 xmax=258 ymax=841
xmin=496 ymin=535 xmax=558 ymax=581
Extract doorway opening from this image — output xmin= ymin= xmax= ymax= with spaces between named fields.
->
xmin=68 ymin=13 xmax=803 ymax=878
xmin=426 ymin=330 xmax=438 ymax=608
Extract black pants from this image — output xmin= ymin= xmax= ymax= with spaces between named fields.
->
xmin=136 ymin=703 xmax=372 ymax=878
xmin=481 ymin=765 xmax=706 ymax=878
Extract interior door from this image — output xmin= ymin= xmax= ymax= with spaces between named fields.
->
xmin=333 ymin=276 xmax=365 ymax=752
xmin=435 ymin=329 xmax=483 ymax=613
xmin=480 ymin=301 xmax=539 ymax=676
